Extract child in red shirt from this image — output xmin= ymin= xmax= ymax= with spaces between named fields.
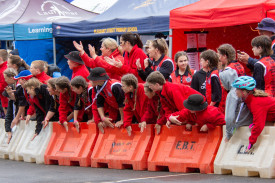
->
xmin=64 ymin=51 xmax=90 ymax=81
xmin=232 ymin=76 xmax=275 ymax=152
xmin=168 ymin=94 xmax=225 ymax=131
xmin=0 ymin=49 xmax=9 ymax=114
xmin=146 ymin=71 xmax=203 ymax=121
xmin=140 ymin=83 xmax=165 ymax=134
xmin=169 ymin=51 xmax=195 ymax=86
xmin=118 ymin=74 xmax=148 ymax=136
xmin=71 ymin=76 xmax=93 ymax=132
xmin=30 ymin=60 xmax=51 ymax=84
xmin=55 ymin=76 xmax=77 ymax=132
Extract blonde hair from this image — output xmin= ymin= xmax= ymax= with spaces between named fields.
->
xmin=253 ymin=89 xmax=269 ymax=97
xmin=121 ymin=74 xmax=138 ymax=111
xmin=4 ymin=68 xmax=17 ymax=78
xmin=24 ymin=77 xmax=42 ymax=89
xmin=31 ymin=60 xmax=46 ymax=72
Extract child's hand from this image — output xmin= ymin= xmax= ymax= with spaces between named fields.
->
xmin=103 ymin=118 xmax=114 ymax=128
xmin=98 ymin=122 xmax=105 ymax=134
xmin=25 ymin=115 xmax=31 ymax=125
xmin=245 ymin=143 xmax=253 ymax=153
xmin=224 ymin=137 xmax=229 ymax=142
xmin=126 ymin=126 xmax=132 ymax=136
xmin=166 ymin=120 xmax=171 ymax=128
xmin=200 ymin=124 xmax=208 ymax=132
xmin=186 ymin=123 xmax=192 ymax=131
xmin=136 ymin=58 xmax=142 ymax=70
xmin=155 ymin=124 xmax=162 ymax=134
xmin=139 ymin=122 xmax=146 ymax=133
xmin=115 ymin=121 xmax=123 ymax=128
xmin=31 ymin=133 xmax=38 ymax=141
xmin=42 ymin=119 xmax=49 ymax=129
xmin=169 ymin=115 xmax=182 ymax=125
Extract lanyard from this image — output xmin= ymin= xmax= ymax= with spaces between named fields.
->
xmin=85 ymin=80 xmax=108 ymax=111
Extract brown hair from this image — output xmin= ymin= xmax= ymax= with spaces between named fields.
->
xmin=24 ymin=77 xmax=42 ymax=89
xmin=8 ymin=55 xmax=30 ymax=70
xmin=121 ymin=32 xmax=143 ymax=48
xmin=47 ymin=78 xmax=57 ymax=90
xmin=121 ymin=74 xmax=138 ymax=111
xmin=47 ymin=78 xmax=58 ymax=109
xmin=71 ymin=76 xmax=88 ymax=104
xmin=4 ymin=68 xmax=17 ymax=78
xmin=0 ymin=49 xmax=8 ymax=61
xmin=217 ymin=44 xmax=236 ymax=63
xmin=200 ymin=49 xmax=219 ymax=69
xmin=31 ymin=60 xmax=46 ymax=72
xmin=174 ymin=51 xmax=192 ymax=75
xmin=144 ymin=83 xmax=153 ymax=93
xmin=146 ymin=71 xmax=166 ymax=85
xmin=151 ymin=38 xmax=169 ymax=56
xmin=251 ymin=35 xmax=272 ymax=57
xmin=56 ymin=76 xmax=73 ymax=103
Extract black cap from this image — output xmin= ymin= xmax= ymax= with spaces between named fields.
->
xmin=183 ymin=94 xmax=208 ymax=111
xmin=87 ymin=67 xmax=109 ymax=81
xmin=64 ymin=51 xmax=84 ymax=65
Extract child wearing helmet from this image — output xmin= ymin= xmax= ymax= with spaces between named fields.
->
xmin=232 ymin=76 xmax=275 ymax=151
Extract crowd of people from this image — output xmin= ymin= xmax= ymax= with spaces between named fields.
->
xmin=0 ymin=18 xmax=275 ymax=152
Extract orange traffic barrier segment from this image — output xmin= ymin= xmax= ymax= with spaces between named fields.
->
xmin=91 ymin=124 xmax=154 ymax=170
xmin=44 ymin=122 xmax=98 ymax=167
xmin=147 ymin=125 xmax=222 ymax=173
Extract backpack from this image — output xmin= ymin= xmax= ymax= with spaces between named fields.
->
xmin=47 ymin=64 xmax=61 ymax=78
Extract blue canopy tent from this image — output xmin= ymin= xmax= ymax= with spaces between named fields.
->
xmin=0 ymin=0 xmax=27 ymax=40
xmin=0 ymin=0 xmax=97 ymax=78
xmin=53 ymin=0 xmax=199 ymax=38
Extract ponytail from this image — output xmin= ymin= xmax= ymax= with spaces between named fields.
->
xmin=121 ymin=32 xmax=143 ymax=48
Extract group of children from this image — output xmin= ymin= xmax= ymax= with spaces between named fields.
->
xmin=0 ymin=31 xmax=274 ymax=153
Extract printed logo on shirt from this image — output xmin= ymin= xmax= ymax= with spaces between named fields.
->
xmin=186 ymin=77 xmax=192 ymax=83
xmin=201 ymin=81 xmax=206 ymax=90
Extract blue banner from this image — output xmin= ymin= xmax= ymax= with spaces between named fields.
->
xmin=14 ymin=23 xmax=53 ymax=40
xmin=0 ymin=24 xmax=14 ymax=40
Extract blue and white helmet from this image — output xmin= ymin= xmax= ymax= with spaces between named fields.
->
xmin=231 ymin=76 xmax=256 ymax=91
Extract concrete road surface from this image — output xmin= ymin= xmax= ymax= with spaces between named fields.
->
xmin=0 ymin=159 xmax=273 ymax=183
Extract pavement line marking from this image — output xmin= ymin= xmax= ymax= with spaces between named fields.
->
xmin=101 ymin=173 xmax=196 ymax=183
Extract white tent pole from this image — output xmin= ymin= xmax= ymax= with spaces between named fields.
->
xmin=116 ymin=35 xmax=119 ymax=45
xmin=169 ymin=29 xmax=172 ymax=57
xmin=53 ymin=37 xmax=57 ymax=65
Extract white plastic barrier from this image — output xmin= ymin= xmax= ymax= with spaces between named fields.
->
xmin=0 ymin=119 xmax=25 ymax=160
xmin=15 ymin=120 xmax=53 ymax=164
xmin=214 ymin=126 xmax=275 ymax=178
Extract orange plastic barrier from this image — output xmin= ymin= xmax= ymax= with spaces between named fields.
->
xmin=91 ymin=124 xmax=154 ymax=170
xmin=147 ymin=125 xmax=222 ymax=173
xmin=44 ymin=122 xmax=98 ymax=166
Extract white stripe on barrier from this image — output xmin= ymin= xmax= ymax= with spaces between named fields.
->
xmin=0 ymin=119 xmax=25 ymax=160
xmin=15 ymin=120 xmax=53 ymax=164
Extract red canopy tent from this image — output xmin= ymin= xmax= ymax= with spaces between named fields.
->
xmin=169 ymin=0 xmax=275 ymax=74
